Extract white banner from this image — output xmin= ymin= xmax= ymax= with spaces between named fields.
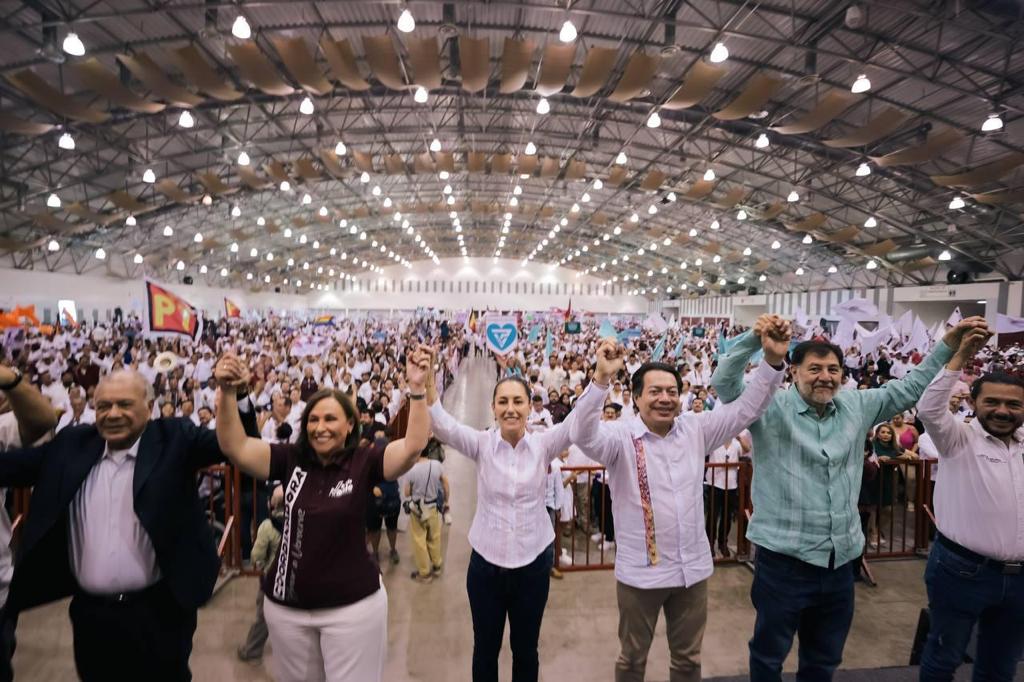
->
xmin=483 ymin=315 xmax=519 ymax=355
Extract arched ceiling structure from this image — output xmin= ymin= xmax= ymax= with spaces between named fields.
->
xmin=0 ymin=0 xmax=1022 ymax=298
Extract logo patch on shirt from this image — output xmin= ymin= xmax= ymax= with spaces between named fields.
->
xmin=328 ymin=479 xmax=354 ymax=498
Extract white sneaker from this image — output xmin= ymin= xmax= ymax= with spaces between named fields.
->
xmin=444 ymin=512 xmax=453 ymax=525
xmin=590 ymin=533 xmax=603 ymax=544
xmin=604 ymin=540 xmax=615 ymax=549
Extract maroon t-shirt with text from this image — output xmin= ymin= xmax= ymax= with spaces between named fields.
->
xmin=263 ymin=441 xmax=385 ymax=609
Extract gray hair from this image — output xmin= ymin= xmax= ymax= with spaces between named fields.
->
xmin=97 ymin=370 xmax=152 ymax=404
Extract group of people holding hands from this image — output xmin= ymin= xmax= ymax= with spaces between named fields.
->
xmin=0 ymin=310 xmax=1019 ymax=682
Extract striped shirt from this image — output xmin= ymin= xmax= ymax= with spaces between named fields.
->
xmin=713 ymin=330 xmax=954 ymax=568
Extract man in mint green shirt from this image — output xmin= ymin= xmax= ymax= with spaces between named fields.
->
xmin=712 ymin=315 xmax=984 ymax=682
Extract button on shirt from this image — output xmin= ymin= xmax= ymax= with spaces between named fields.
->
xmin=570 ymin=359 xmax=784 ymax=590
xmin=917 ymin=369 xmax=1024 ymax=561
xmin=428 ymin=401 xmax=575 ymax=568
xmin=70 ymin=438 xmax=162 ymax=594
xmin=713 ymin=330 xmax=954 ymax=569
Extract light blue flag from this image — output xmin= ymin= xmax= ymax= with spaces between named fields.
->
xmin=527 ymin=325 xmax=541 ymax=343
xmin=672 ymin=337 xmax=685 ymax=358
xmin=544 ymin=331 xmax=554 ymax=361
xmin=599 ymin=319 xmax=617 ymax=338
xmin=652 ymin=334 xmax=667 ymax=361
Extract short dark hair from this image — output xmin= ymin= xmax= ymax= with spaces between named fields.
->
xmin=791 ymin=340 xmax=843 ymax=366
xmin=492 ymin=376 xmax=531 ymax=402
xmin=970 ymin=372 xmax=1024 ymax=400
xmin=631 ymin=362 xmax=683 ymax=395
xmin=603 ymin=403 xmax=622 ymax=413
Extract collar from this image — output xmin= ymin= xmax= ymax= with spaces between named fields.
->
xmin=629 ymin=414 xmax=677 ymax=441
xmin=103 ymin=436 xmax=141 ymax=462
xmin=969 ymin=414 xmax=1024 ymax=444
xmin=788 ymin=385 xmax=837 ymax=417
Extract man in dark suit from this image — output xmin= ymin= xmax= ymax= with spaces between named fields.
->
xmin=0 ymin=369 xmax=253 ymax=681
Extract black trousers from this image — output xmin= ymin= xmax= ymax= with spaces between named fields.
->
xmin=466 ymin=545 xmax=553 ymax=682
xmin=69 ymin=581 xmax=197 ymax=682
xmin=591 ymin=479 xmax=615 ymax=541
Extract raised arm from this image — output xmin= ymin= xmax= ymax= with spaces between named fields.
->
xmin=382 ymin=345 xmax=432 ymax=481
xmin=425 ymin=349 xmax=485 ymax=461
xmin=859 ymin=317 xmax=985 ymax=428
xmin=711 ymin=330 xmax=762 ymax=404
xmin=917 ymin=325 xmax=990 ymax=458
xmin=0 ymin=364 xmax=57 ymax=444
xmin=567 ymin=337 xmax=625 ymax=466
xmin=214 ymin=353 xmax=271 ymax=479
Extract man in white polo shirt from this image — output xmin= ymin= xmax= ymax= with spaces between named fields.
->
xmin=915 ymin=322 xmax=1024 ymax=681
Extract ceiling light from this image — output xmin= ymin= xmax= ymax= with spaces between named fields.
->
xmin=141 ymin=168 xmax=156 ymax=183
xmin=742 ymin=247 xmax=752 ymax=255
xmin=524 ymin=141 xmax=537 ymax=155
xmin=58 ymin=132 xmax=75 ymax=150
xmin=697 ymin=279 xmax=705 ymax=287
xmin=795 ymin=267 xmax=805 ymax=275
xmin=581 ymin=192 xmax=591 ymax=202
xmin=856 ymin=162 xmax=871 ymax=177
xmin=335 ymin=141 xmax=347 ymax=155
xmin=648 ymin=205 xmax=658 ymax=214
xmin=613 ymin=226 xmax=622 ymax=235
xmin=802 ymin=234 xmax=813 ymax=244
xmin=319 ymin=205 xmax=329 ymax=216
xmin=616 ymin=152 xmax=628 ymax=165
xmin=536 ymin=97 xmax=550 ymax=115
xmin=280 ymin=180 xmax=291 ymax=191
xmin=360 ymin=171 xmax=370 ymax=183
xmin=755 ymin=133 xmax=770 ymax=149
xmin=737 ymin=209 xmax=747 ymax=220
xmin=593 ymin=178 xmax=603 ymax=190
xmin=125 ymin=214 xmax=137 ymax=227
xmin=446 ymin=195 xmax=455 ymax=205
xmin=559 ymin=19 xmax=577 ymax=43
xmin=864 ymin=216 xmax=877 ymax=228
xmin=283 ymin=227 xmax=292 ymax=238
xmin=46 ymin=193 xmax=61 ymax=208
xmin=231 ymin=15 xmax=251 ymax=39
xmin=163 ymin=225 xmax=173 ymax=236
xmin=178 ymin=110 xmax=194 ymax=128
xmin=712 ymin=255 xmax=721 ymax=263
xmin=510 ymin=196 xmax=519 ymax=207
xmin=220 ymin=268 xmax=229 ymax=277
xmin=771 ymin=240 xmax=781 ymax=249
xmin=787 ymin=190 xmax=800 ymax=203
xmin=949 ymin=196 xmax=966 ymax=210
xmin=230 ymin=242 xmax=239 ymax=253
xmin=439 ymin=170 xmax=450 ymax=180
xmin=737 ymin=276 xmax=745 ymax=285
xmin=202 ymin=194 xmax=212 ymax=206
xmin=414 ymin=87 xmax=428 ymax=103
xmin=299 ymin=234 xmax=307 ymax=244
xmin=938 ymin=250 xmax=952 ymax=261
xmin=430 ymin=137 xmax=441 ymax=152
xmin=827 ymin=265 xmax=838 ymax=273
xmin=709 ymin=41 xmax=729 ymax=63
xmin=397 ymin=7 xmax=416 ymax=32
xmin=237 ymin=151 xmax=250 ymax=166
xmin=133 ymin=253 xmax=144 ymax=264
xmin=982 ymin=113 xmax=1004 ymax=132
xmin=94 ymin=247 xmax=106 ymax=260
xmin=62 ymin=32 xmax=85 ymax=56
xmin=571 ymin=203 xmax=580 ymax=213
xmin=758 ymin=274 xmax=766 ymax=282
xmin=513 ymin=185 xmax=523 ymax=196
xmin=689 ymin=228 xmax=698 ymax=237
xmin=47 ymin=239 xmax=60 ymax=252
xmin=646 ymin=112 xmax=661 ymax=128
xmin=866 ymin=259 xmax=878 ymax=270
xmin=703 ymin=168 xmax=716 ymax=181
xmin=299 ymin=97 xmax=314 ymax=115
xmin=194 ymin=232 xmax=203 ymax=243
xmin=851 ymin=73 xmax=871 ymax=93
xmin=443 ymin=184 xmax=452 ymax=194
xmin=710 ymin=219 xmax=720 ymax=230
xmin=630 ymin=212 xmax=639 ymax=223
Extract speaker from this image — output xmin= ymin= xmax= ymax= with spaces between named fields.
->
xmin=183 ymin=275 xmax=194 ymax=285
xmin=946 ymin=270 xmax=970 ymax=284
xmin=274 ymin=287 xmax=281 ymax=293
xmin=747 ymin=287 xmax=759 ymax=295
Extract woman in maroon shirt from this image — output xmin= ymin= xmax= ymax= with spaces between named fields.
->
xmin=214 ymin=346 xmax=431 ymax=682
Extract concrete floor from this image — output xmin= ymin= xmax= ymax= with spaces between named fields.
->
xmin=11 ymin=356 xmax=934 ymax=681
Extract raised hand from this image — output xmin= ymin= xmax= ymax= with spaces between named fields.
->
xmin=595 ymin=337 xmax=625 ymax=384
xmin=215 ymin=353 xmax=250 ymax=390
xmin=405 ymin=345 xmax=431 ymax=391
xmin=757 ymin=317 xmax=792 ymax=366
xmin=956 ymin=326 xmax=991 ymax=359
xmin=942 ymin=316 xmax=989 ymax=350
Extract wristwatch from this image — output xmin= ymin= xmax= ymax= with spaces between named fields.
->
xmin=0 ymin=367 xmax=23 ymax=392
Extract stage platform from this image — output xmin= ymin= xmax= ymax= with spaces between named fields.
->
xmin=710 ymin=663 xmax=1024 ymax=681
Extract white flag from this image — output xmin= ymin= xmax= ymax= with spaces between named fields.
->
xmin=946 ymin=306 xmax=963 ymax=328
xmin=834 ymin=296 xmax=878 ymax=319
xmin=833 ymin=317 xmax=857 ymax=349
xmin=996 ymin=314 xmax=1024 ymax=334
xmin=643 ymin=313 xmax=669 ymax=334
xmin=899 ymin=316 xmax=931 ymax=354
xmin=858 ymin=321 xmax=893 ymax=358
xmin=895 ymin=309 xmax=915 ymax=337
xmin=794 ymin=306 xmax=811 ymax=329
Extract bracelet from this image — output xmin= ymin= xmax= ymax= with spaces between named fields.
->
xmin=408 ymin=393 xmax=426 ymax=400
xmin=0 ymin=368 xmax=23 ymax=392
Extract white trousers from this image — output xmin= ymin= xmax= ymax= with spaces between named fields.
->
xmin=264 ymin=583 xmax=388 ymax=682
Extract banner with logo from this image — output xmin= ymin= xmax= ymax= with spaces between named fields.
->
xmin=143 ymin=280 xmax=203 ymax=341
xmin=484 ymin=315 xmax=518 ymax=356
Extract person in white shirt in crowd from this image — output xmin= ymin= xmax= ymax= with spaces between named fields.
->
xmin=568 ymin=317 xmax=790 ymax=682
xmin=56 ymin=386 xmax=96 ymax=432
xmin=625 ymin=352 xmax=642 ymax=377
xmin=915 ymin=323 xmax=1024 ymax=681
xmin=567 ymin=359 xmax=586 ymax=390
xmin=704 ymin=435 xmax=749 ymax=558
xmin=539 ymin=355 xmax=566 ymax=392
xmin=260 ymin=394 xmax=299 ymax=444
xmin=37 ymin=370 xmax=69 ymax=414
xmin=0 ymin=362 xmax=58 ymax=679
xmin=527 ymin=395 xmax=554 ymax=433
xmin=425 ymin=349 xmax=583 ymax=682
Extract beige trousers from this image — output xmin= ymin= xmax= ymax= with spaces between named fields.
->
xmin=615 ymin=579 xmax=708 ymax=682
xmin=409 ymin=507 xmax=443 ymax=577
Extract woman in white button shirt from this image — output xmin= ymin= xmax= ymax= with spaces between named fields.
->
xmin=704 ymin=434 xmax=748 ymax=557
xmin=424 ymin=350 xmax=579 ymax=682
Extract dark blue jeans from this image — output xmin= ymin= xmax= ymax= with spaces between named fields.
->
xmin=749 ymin=547 xmax=855 ymax=682
xmin=920 ymin=541 xmax=1024 ymax=681
xmin=466 ymin=544 xmax=553 ymax=682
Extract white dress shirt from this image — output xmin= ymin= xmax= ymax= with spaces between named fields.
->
xmin=705 ymin=439 xmax=743 ymax=490
xmin=429 ymin=400 xmax=575 ymax=568
xmin=70 ymin=437 xmax=162 ymax=594
xmin=527 ymin=408 xmax=553 ymax=433
xmin=569 ymin=360 xmax=784 ymax=589
xmin=918 ymin=369 xmax=1024 ymax=561
xmin=0 ymin=414 xmax=20 ymax=607
xmin=56 ymin=407 xmax=96 ymax=432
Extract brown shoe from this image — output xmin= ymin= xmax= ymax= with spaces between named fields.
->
xmin=550 ymin=567 xmax=564 ymax=579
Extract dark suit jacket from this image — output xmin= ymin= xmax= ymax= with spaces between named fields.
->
xmin=0 ymin=414 xmax=253 ymax=615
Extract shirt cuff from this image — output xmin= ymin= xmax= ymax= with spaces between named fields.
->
xmin=754 ymin=357 xmax=786 ymax=383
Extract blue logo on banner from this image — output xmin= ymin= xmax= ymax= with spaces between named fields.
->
xmin=486 ymin=323 xmax=518 ymax=353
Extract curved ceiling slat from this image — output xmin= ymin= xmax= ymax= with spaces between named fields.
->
xmin=0 ymin=112 xmax=54 ymax=135
xmin=362 ymin=34 xmax=407 ymax=91
xmin=115 ymin=52 xmax=203 ymax=108
xmin=821 ymin=106 xmax=911 ymax=148
xmin=5 ymin=70 xmax=110 ymax=123
xmin=271 ymin=36 xmax=334 ymax=96
xmin=405 ymin=36 xmax=442 ymax=90
xmin=712 ymin=72 xmax=784 ymax=121
xmin=225 ymin=41 xmax=295 ymax=97
xmin=871 ymin=127 xmax=966 ymax=167
xmin=458 ymin=36 xmax=491 ymax=93
xmin=662 ymin=61 xmax=728 ymax=110
xmin=172 ymin=45 xmax=243 ymax=101
xmin=770 ymin=90 xmax=860 ymax=135
xmin=72 ymin=58 xmax=167 ymax=113
xmin=569 ymin=46 xmax=618 ymax=98
xmin=320 ymin=36 xmax=371 ymax=91
xmin=607 ymin=51 xmax=659 ymax=103
xmin=930 ymin=152 xmax=1024 ymax=188
xmin=535 ymin=43 xmax=576 ymax=96
xmin=498 ymin=37 xmax=534 ymax=94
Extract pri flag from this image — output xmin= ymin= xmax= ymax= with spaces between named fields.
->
xmin=144 ymin=280 xmax=203 ymax=341
xmin=224 ymin=298 xmax=242 ymax=318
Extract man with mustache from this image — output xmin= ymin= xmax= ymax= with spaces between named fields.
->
xmin=915 ymin=322 xmax=1024 ymax=681
xmin=712 ymin=315 xmax=987 ymax=682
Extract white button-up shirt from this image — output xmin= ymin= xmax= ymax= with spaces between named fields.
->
xmin=705 ymin=439 xmax=743 ymax=490
xmin=918 ymin=369 xmax=1024 ymax=561
xmin=569 ymin=361 xmax=784 ymax=589
xmin=429 ymin=401 xmax=574 ymax=568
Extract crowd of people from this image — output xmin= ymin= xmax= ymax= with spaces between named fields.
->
xmin=0 ymin=305 xmax=1019 ymax=682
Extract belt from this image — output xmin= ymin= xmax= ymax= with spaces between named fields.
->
xmin=936 ymin=533 xmax=1023 ymax=575
xmin=77 ymin=580 xmax=164 ymax=605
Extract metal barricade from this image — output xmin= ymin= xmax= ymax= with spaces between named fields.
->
xmin=704 ymin=461 xmax=752 ymax=563
xmin=861 ymin=459 xmax=930 ymax=559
